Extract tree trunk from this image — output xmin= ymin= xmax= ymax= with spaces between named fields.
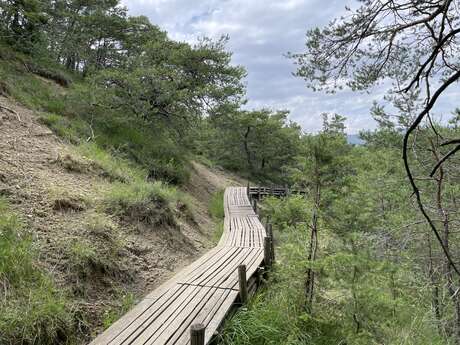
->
xmin=431 ymin=140 xmax=460 ymax=343
xmin=305 ymin=165 xmax=320 ymax=312
xmin=427 ymin=230 xmax=443 ymax=329
xmin=243 ymin=126 xmax=254 ymax=173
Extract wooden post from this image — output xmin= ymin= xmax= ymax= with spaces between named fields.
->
xmin=257 ymin=186 xmax=261 ymax=200
xmin=190 ymin=323 xmax=205 ymax=345
xmin=238 ymin=264 xmax=248 ymax=304
xmin=247 ymin=181 xmax=250 ymax=198
xmin=264 ymin=236 xmax=272 ymax=268
xmin=252 ymin=198 xmax=257 ymax=215
xmin=267 ymin=223 xmax=275 ymax=263
xmin=256 ymin=266 xmax=263 ymax=286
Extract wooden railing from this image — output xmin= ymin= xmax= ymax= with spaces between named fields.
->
xmin=89 ymin=187 xmax=275 ymax=345
xmin=247 ymin=184 xmax=306 ymax=199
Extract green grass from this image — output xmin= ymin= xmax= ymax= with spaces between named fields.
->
xmin=102 ymin=290 xmax=136 ymax=329
xmin=68 ymin=240 xmax=120 ymax=278
xmin=194 ymin=155 xmax=216 ymax=169
xmin=209 ymin=189 xmax=225 ymax=220
xmin=220 ymin=196 xmax=448 ymax=345
xmin=39 ymin=112 xmax=91 ymax=144
xmin=104 ymin=180 xmax=184 ymax=227
xmin=85 ymin=212 xmax=123 ymax=245
xmin=0 ymin=197 xmax=75 ymax=345
xmin=90 ymin=116 xmax=191 ymax=185
xmin=212 ymin=221 xmax=225 ymax=244
xmin=0 ymin=43 xmax=190 ymax=186
xmin=76 ymin=143 xmax=146 ymax=183
xmin=0 ymin=43 xmax=75 ymax=114
xmin=66 ymin=212 xmax=127 ymax=288
xmin=48 ymin=186 xmax=90 ymax=213
xmin=220 ymin=225 xmax=312 ymax=345
xmin=209 ymin=189 xmax=225 ymax=243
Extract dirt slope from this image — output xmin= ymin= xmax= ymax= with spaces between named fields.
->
xmin=0 ymin=95 xmax=242 ymax=340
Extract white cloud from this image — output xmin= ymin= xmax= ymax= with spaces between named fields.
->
xmin=121 ymin=0 xmax=460 ymax=133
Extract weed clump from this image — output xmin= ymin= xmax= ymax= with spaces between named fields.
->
xmin=74 ymin=214 xmax=125 ymax=275
xmin=104 ymin=180 xmax=179 ymax=227
xmin=39 ymin=113 xmax=90 ymax=144
xmin=77 ymin=143 xmax=142 ymax=183
xmin=56 ymin=153 xmax=94 ymax=174
xmin=102 ymin=290 xmax=135 ymax=329
xmin=209 ymin=189 xmax=225 ymax=220
xmin=0 ymin=198 xmax=75 ymax=345
xmin=53 ymin=197 xmax=86 ymax=212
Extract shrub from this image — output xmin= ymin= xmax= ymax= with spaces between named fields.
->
xmin=91 ymin=115 xmax=191 ymax=185
xmin=221 ymin=197 xmax=446 ymax=345
xmin=262 ymin=195 xmax=310 ymax=228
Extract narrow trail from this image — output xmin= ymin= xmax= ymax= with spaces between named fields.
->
xmin=90 ymin=187 xmax=267 ymax=345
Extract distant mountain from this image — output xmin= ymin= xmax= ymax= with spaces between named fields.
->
xmin=347 ymin=134 xmax=365 ymax=145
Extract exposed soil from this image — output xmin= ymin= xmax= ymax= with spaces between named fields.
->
xmin=0 ymin=95 xmax=242 ymax=341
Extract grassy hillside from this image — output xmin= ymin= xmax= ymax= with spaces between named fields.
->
xmin=0 ymin=44 xmax=244 ymax=343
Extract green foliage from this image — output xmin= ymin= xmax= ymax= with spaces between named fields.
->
xmin=204 ymin=109 xmax=302 ymax=183
xmin=222 ymin=125 xmax=451 ymax=344
xmin=262 ymin=196 xmax=309 ymax=227
xmin=209 ymin=190 xmax=225 ymax=220
xmin=92 ymin=35 xmax=245 ymax=131
xmin=0 ymin=0 xmax=49 ymax=53
xmin=223 ymin=204 xmax=446 ymax=345
xmin=221 ymin=225 xmax=337 ymax=345
xmin=102 ymin=290 xmax=135 ymax=329
xmin=87 ymin=115 xmax=191 ymax=184
xmin=0 ymin=198 xmax=75 ymax=345
xmin=209 ymin=189 xmax=225 ymax=243
xmin=0 ymin=48 xmax=72 ymax=113
xmin=76 ymin=143 xmax=146 ymax=182
xmin=68 ymin=239 xmax=121 ymax=281
xmin=40 ymin=113 xmax=91 ymax=143
xmin=1 ymin=14 xmax=244 ymax=186
xmin=103 ymin=180 xmax=186 ymax=227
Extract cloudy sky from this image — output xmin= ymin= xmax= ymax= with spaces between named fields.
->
xmin=121 ymin=0 xmax=458 ymax=133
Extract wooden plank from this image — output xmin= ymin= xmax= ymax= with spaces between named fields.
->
xmin=139 ymin=285 xmax=213 ymax=344
xmin=176 ymin=289 xmax=239 ymax=345
xmin=91 ymin=186 xmax=266 ymax=345
xmin=163 ymin=287 xmax=227 ymax=345
xmin=108 ymin=284 xmax=194 ymax=345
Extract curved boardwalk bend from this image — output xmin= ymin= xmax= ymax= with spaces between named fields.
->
xmin=90 ymin=187 xmax=272 ymax=345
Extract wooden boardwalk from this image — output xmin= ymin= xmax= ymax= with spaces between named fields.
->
xmin=90 ymin=187 xmax=267 ymax=345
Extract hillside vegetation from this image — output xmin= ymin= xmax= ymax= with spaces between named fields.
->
xmin=0 ymin=90 xmax=245 ymax=344
xmin=221 ymin=125 xmax=459 ymax=345
xmin=2 ymin=1 xmax=460 ymax=345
